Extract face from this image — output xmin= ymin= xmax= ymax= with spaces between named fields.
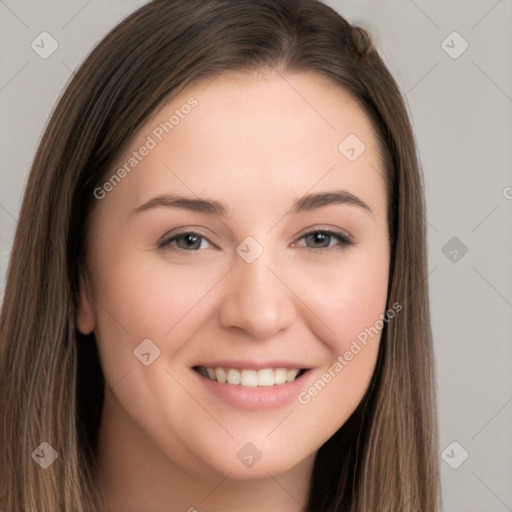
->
xmin=78 ymin=70 xmax=390 ymax=482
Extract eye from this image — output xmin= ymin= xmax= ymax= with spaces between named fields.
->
xmin=158 ymin=231 xmax=212 ymax=251
xmin=157 ymin=228 xmax=354 ymax=253
xmin=293 ymin=229 xmax=354 ymax=251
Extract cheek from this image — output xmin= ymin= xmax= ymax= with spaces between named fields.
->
xmin=94 ymin=244 xmax=221 ymax=332
xmin=293 ymin=242 xmax=390 ymax=347
xmin=332 ymin=259 xmax=389 ymax=344
xmin=290 ymin=240 xmax=389 ymax=401
xmin=292 ymin=250 xmax=389 ymax=430
xmin=90 ymin=245 xmax=227 ymax=384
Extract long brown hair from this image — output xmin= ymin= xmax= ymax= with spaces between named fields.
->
xmin=0 ymin=1 xmax=441 ymax=510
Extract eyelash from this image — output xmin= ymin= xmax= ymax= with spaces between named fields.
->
xmin=157 ymin=228 xmax=355 ymax=253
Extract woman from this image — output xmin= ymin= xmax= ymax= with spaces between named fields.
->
xmin=0 ymin=0 xmax=441 ymax=510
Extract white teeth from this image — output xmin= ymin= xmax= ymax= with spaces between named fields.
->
xmin=198 ymin=366 xmax=304 ymax=387
xmin=240 ymin=369 xmax=258 ymax=387
xmin=257 ymin=368 xmax=274 ymax=386
xmin=274 ymin=368 xmax=287 ymax=385
xmin=286 ymin=369 xmax=299 ymax=382
xmin=226 ymin=368 xmax=241 ymax=385
xmin=215 ymin=367 xmax=227 ymax=383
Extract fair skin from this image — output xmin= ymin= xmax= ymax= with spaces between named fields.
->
xmin=78 ymin=70 xmax=390 ymax=512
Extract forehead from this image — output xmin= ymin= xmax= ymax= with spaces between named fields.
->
xmin=99 ymin=70 xmax=385 ymax=217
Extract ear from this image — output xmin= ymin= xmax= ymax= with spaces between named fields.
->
xmin=76 ymin=271 xmax=96 ymax=335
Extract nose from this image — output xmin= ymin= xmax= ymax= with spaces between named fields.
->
xmin=218 ymin=246 xmax=296 ymax=339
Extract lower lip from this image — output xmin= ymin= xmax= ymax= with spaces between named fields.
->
xmin=192 ymin=369 xmax=312 ymax=411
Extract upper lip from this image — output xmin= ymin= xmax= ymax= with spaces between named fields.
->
xmin=192 ymin=360 xmax=310 ymax=370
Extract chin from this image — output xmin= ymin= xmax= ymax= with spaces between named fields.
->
xmin=189 ymin=435 xmax=315 ymax=481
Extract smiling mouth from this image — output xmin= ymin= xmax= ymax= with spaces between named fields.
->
xmin=193 ymin=366 xmax=308 ymax=387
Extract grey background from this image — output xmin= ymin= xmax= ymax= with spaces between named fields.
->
xmin=1 ymin=0 xmax=511 ymax=510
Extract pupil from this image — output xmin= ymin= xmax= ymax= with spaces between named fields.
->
xmin=182 ymin=234 xmax=199 ymax=249
xmin=310 ymin=232 xmax=329 ymax=247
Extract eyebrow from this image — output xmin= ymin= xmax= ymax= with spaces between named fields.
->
xmin=131 ymin=189 xmax=373 ymax=218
